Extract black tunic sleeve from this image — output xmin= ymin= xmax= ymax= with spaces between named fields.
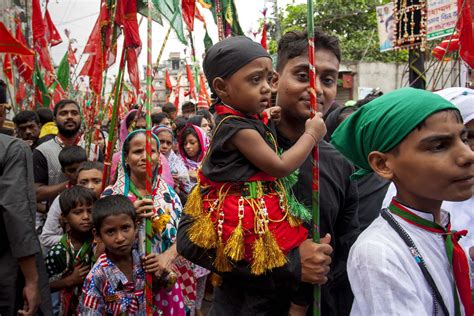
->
xmin=201 ymin=115 xmax=277 ymax=182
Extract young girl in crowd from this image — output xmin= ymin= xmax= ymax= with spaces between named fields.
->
xmin=188 ymin=115 xmax=212 ymax=137
xmin=178 ymin=124 xmax=209 ymax=184
xmin=153 ymin=125 xmax=193 ymax=194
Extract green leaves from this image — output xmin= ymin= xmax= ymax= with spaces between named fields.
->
xmin=272 ymin=0 xmax=408 ymax=63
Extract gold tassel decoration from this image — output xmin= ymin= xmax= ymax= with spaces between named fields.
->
xmin=287 ymin=212 xmax=302 ymax=227
xmin=224 ymin=221 xmax=244 ymax=261
xmin=224 ymin=197 xmax=245 ymax=261
xmin=214 ymin=239 xmax=232 ymax=272
xmin=152 ymin=213 xmax=172 ymax=234
xmin=250 ymin=236 xmax=267 ymax=275
xmin=263 ymin=230 xmax=287 ymax=270
xmin=183 ymin=184 xmax=203 ymax=218
xmin=188 ymin=213 xmax=217 ymax=249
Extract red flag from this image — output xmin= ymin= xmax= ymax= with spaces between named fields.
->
xmin=32 ymin=0 xmax=45 ymax=44
xmin=13 ymin=21 xmax=34 ymax=84
xmin=165 ymin=70 xmax=173 ymax=93
xmin=116 ymin=0 xmax=141 ymax=49
xmin=260 ymin=8 xmax=267 ymax=50
xmin=127 ymin=49 xmax=140 ymax=94
xmin=116 ymin=0 xmax=141 ymax=94
xmin=67 ymin=45 xmax=77 ymax=65
xmin=79 ymin=53 xmax=102 ymax=95
xmin=79 ymin=54 xmax=94 ymax=77
xmin=3 ymin=55 xmax=13 ymax=84
xmin=185 ymin=64 xmax=196 ymax=99
xmin=457 ymin=0 xmax=474 ymax=68
xmin=182 ymin=0 xmax=196 ymax=31
xmin=432 ymin=34 xmax=459 ymax=61
xmin=44 ymin=9 xmax=62 ymax=47
xmin=173 ymin=87 xmax=180 ymax=109
xmin=32 ymin=0 xmax=54 ymax=72
xmin=195 ymin=6 xmax=205 ymax=23
xmin=16 ymin=78 xmax=26 ymax=105
xmin=260 ymin=23 xmax=267 ymax=50
xmin=83 ymin=18 xmax=100 ymax=54
xmin=98 ymin=0 xmax=117 ymax=68
xmin=0 ymin=22 xmax=34 ymax=55
xmin=51 ymin=82 xmax=66 ymax=105
xmin=197 ymin=72 xmax=210 ymax=109
xmin=173 ymin=74 xmax=182 ymax=108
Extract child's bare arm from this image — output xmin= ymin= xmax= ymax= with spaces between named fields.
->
xmin=231 ymin=113 xmax=326 ymax=178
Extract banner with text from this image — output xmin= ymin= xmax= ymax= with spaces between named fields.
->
xmin=427 ymin=0 xmax=457 ymax=40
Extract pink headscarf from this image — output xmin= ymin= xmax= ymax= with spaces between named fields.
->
xmin=178 ymin=124 xmax=210 ymax=170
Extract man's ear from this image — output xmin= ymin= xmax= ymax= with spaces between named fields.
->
xmin=367 ymin=151 xmax=394 ymax=181
xmin=271 ymin=71 xmax=279 ymax=93
xmin=213 ymin=77 xmax=227 ymax=98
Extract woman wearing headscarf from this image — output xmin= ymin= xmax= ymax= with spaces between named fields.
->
xmin=177 ymin=124 xmax=209 ymax=184
xmin=109 ymin=109 xmax=174 ymax=187
xmin=188 ymin=115 xmax=212 ymax=137
xmin=154 ymin=125 xmax=210 ymax=316
xmin=103 ymin=130 xmax=195 ymax=315
xmin=153 ymin=125 xmax=193 ymax=194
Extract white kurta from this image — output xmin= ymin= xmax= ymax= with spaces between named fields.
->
xmin=383 ymin=183 xmax=474 ymax=254
xmin=348 ymin=206 xmax=464 ymax=316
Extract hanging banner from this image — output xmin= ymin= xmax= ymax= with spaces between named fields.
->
xmin=376 ymin=2 xmax=395 ymax=52
xmin=427 ymin=0 xmax=457 ymax=40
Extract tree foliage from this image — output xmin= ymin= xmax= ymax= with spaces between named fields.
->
xmin=268 ymin=1 xmax=408 ymax=63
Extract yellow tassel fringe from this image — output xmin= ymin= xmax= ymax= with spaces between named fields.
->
xmin=263 ymin=230 xmax=287 ymax=269
xmin=224 ymin=221 xmax=245 ymax=261
xmin=188 ymin=213 xmax=217 ymax=249
xmin=183 ymin=184 xmax=203 ymax=218
xmin=214 ymin=240 xmax=232 ymax=272
xmin=251 ymin=236 xmax=267 ymax=275
xmin=287 ymin=212 xmax=303 ymax=227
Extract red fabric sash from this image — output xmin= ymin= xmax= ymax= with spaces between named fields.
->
xmin=390 ymin=199 xmax=472 ymax=315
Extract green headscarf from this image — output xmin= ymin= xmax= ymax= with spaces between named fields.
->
xmin=331 ymin=87 xmax=458 ymax=179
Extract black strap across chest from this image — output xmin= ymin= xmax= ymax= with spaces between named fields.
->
xmin=381 ymin=209 xmax=449 ymax=316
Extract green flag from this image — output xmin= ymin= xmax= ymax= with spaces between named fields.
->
xmin=57 ymin=51 xmax=70 ymax=91
xmin=152 ymin=0 xmax=187 ymax=45
xmin=203 ymin=26 xmax=213 ymax=52
xmin=137 ymin=0 xmax=163 ymax=24
xmin=34 ymin=62 xmax=52 ymax=107
xmin=210 ymin=0 xmax=243 ymax=36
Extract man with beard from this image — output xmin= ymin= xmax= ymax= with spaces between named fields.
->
xmin=13 ymin=111 xmax=41 ymax=149
xmin=33 ymin=99 xmax=100 ymax=207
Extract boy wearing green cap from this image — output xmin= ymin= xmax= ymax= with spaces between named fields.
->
xmin=331 ymin=87 xmax=474 ymax=315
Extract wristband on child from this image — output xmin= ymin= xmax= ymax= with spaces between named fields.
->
xmin=304 ymin=132 xmax=318 ymax=145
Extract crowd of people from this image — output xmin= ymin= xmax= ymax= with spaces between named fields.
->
xmin=0 ymin=27 xmax=473 ymax=316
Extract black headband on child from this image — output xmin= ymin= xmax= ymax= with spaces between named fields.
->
xmin=203 ymin=36 xmax=270 ymax=95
